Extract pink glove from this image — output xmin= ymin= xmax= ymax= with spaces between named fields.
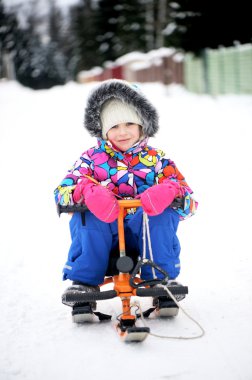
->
xmin=140 ymin=181 xmax=180 ymax=216
xmin=73 ymin=178 xmax=92 ymax=204
xmin=73 ymin=179 xmax=119 ymax=223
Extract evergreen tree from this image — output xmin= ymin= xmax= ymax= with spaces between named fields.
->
xmin=69 ymin=0 xmax=100 ymax=72
xmin=69 ymin=0 xmax=148 ymax=71
xmin=95 ymin=0 xmax=122 ymax=63
xmin=96 ymin=0 xmax=147 ymax=63
xmin=164 ymin=0 xmax=252 ymax=54
xmin=48 ymin=0 xmax=69 ymax=81
xmin=14 ymin=3 xmax=66 ymax=89
xmin=0 ymin=0 xmax=18 ymax=78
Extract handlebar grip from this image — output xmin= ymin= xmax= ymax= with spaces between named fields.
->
xmin=62 ymin=290 xmax=118 ymax=304
xmin=57 ymin=203 xmax=88 ymax=215
xmin=136 ymin=286 xmax=188 ymax=297
xmin=57 ymin=197 xmax=184 ymax=216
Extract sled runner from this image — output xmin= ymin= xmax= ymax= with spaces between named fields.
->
xmin=58 ymin=199 xmax=188 ymax=342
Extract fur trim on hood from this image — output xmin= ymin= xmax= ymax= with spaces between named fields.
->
xmin=84 ymin=79 xmax=159 ymax=138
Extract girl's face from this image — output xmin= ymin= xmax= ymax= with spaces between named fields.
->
xmin=107 ymin=123 xmax=141 ymax=152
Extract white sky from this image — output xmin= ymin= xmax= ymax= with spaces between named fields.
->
xmin=3 ymin=0 xmax=80 ymax=9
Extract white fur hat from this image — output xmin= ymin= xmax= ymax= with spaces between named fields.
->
xmin=100 ymin=99 xmax=143 ymax=140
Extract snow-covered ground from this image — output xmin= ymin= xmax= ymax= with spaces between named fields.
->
xmin=0 ymin=80 xmax=252 ymax=380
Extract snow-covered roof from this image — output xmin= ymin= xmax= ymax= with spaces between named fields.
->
xmin=115 ymin=51 xmax=147 ymax=65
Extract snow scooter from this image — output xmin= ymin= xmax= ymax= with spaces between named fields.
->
xmin=58 ymin=199 xmax=188 ymax=342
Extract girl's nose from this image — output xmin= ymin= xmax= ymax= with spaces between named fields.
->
xmin=117 ymin=124 xmax=127 ymax=135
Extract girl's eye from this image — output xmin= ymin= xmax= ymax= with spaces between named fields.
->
xmin=126 ymin=122 xmax=134 ymax=126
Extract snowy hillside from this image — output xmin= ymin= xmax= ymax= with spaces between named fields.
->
xmin=0 ymin=80 xmax=252 ymax=380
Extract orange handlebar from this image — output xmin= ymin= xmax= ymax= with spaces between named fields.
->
xmin=118 ymin=199 xmax=142 ymax=209
xmin=117 ymin=199 xmax=142 ymax=257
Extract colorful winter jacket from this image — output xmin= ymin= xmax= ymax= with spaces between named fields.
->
xmin=54 ymin=137 xmax=197 ymax=220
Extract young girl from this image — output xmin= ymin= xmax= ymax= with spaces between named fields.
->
xmin=54 ymin=79 xmax=197 ymax=307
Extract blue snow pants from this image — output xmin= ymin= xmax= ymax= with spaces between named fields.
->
xmin=63 ymin=208 xmax=181 ymax=285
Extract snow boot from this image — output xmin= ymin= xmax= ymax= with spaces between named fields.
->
xmin=62 ymin=281 xmax=100 ymax=323
xmin=153 ymin=280 xmax=186 ymax=317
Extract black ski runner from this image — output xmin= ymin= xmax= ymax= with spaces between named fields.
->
xmin=63 ymin=284 xmax=188 ymax=342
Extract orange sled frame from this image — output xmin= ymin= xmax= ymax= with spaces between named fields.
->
xmin=58 ymin=199 xmax=188 ymax=342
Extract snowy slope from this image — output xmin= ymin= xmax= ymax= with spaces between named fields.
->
xmin=0 ymin=80 xmax=252 ymax=380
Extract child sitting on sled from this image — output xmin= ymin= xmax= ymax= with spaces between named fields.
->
xmin=54 ymin=79 xmax=197 ymax=305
